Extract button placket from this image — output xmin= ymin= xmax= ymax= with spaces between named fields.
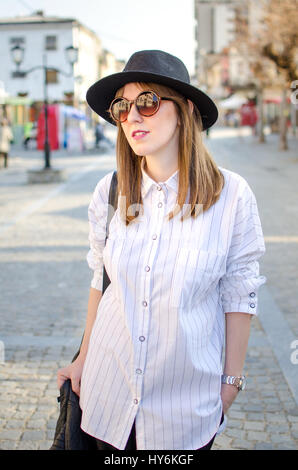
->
xmin=134 ymin=190 xmax=164 ymax=405
xmin=142 ymin=190 xmax=164 ymax=309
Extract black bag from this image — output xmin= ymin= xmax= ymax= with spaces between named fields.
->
xmin=50 ymin=171 xmax=118 ymax=450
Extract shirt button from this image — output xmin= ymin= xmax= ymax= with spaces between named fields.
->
xmin=139 ymin=336 xmax=145 ymax=342
xmin=134 ymin=399 xmax=139 ymax=405
xmin=142 ymin=301 xmax=147 ymax=307
xmin=152 ymin=234 xmax=157 ymax=240
xmin=156 ymin=185 xmax=162 ymax=191
xmin=250 ymin=303 xmax=255 ymax=308
xmin=249 ymin=292 xmax=256 ymax=298
xmin=158 ymin=202 xmax=163 ymax=208
xmin=136 ymin=368 xmax=142 ymax=374
xmin=145 ymin=266 xmax=150 ymax=272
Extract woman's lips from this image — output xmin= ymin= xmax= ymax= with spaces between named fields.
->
xmin=132 ymin=130 xmax=150 ymax=140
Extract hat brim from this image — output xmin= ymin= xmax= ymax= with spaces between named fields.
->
xmin=86 ymin=71 xmax=218 ymax=131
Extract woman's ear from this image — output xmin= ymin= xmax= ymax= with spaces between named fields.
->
xmin=187 ymin=99 xmax=194 ymax=114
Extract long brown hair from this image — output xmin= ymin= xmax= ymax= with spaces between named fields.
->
xmin=111 ymin=82 xmax=224 ymax=226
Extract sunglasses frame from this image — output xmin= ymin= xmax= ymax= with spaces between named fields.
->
xmin=108 ymin=90 xmax=172 ymax=123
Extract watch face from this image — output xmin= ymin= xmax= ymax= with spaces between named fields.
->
xmin=239 ymin=376 xmax=246 ymax=390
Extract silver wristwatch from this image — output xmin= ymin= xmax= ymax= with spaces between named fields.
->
xmin=221 ymin=374 xmax=246 ymax=391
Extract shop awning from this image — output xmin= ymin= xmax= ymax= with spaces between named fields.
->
xmin=5 ymin=96 xmax=33 ymax=105
xmin=262 ymin=89 xmax=291 ymax=104
xmin=61 ymin=105 xmax=87 ymax=120
xmin=219 ymin=94 xmax=248 ymax=109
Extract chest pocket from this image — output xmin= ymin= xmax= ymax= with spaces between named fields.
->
xmin=170 ymin=248 xmax=226 ymax=309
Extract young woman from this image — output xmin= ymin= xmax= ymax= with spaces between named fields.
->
xmin=57 ymin=50 xmax=266 ymax=450
xmin=0 ymin=119 xmax=13 ymax=168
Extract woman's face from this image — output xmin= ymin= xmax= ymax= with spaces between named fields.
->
xmin=119 ymin=82 xmax=180 ymax=160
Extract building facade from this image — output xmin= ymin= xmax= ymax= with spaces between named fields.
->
xmin=194 ymin=0 xmax=293 ymax=132
xmin=0 ymin=11 xmax=102 ymax=107
xmin=194 ymin=0 xmax=256 ymax=99
xmin=100 ymin=49 xmax=125 ymax=78
xmin=0 ymin=11 xmax=124 ymax=145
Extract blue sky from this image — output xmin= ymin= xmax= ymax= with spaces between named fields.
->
xmin=0 ymin=0 xmax=196 ymax=75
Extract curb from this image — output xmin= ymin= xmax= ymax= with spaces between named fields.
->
xmin=258 ymin=285 xmax=298 ymax=406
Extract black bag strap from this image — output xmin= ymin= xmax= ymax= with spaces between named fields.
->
xmin=72 ymin=170 xmax=118 ymax=362
xmin=102 ymin=170 xmax=118 ymax=293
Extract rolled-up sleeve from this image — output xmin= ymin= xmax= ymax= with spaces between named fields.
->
xmin=86 ymin=174 xmax=111 ymax=291
xmin=219 ymin=184 xmax=267 ymax=315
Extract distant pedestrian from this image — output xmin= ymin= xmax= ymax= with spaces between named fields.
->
xmin=57 ymin=50 xmax=266 ymax=451
xmin=0 ymin=119 xmax=13 ymax=168
xmin=23 ymin=122 xmax=32 ymax=149
xmin=94 ymin=122 xmax=104 ymax=148
xmin=95 ymin=121 xmax=113 ymax=149
xmin=23 ymin=122 xmax=37 ymax=150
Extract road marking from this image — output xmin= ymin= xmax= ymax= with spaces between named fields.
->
xmin=264 ymin=236 xmax=298 ymax=243
xmin=0 ymin=163 xmax=101 ymax=236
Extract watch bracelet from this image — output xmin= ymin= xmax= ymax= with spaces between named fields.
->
xmin=221 ymin=374 xmax=246 ymax=390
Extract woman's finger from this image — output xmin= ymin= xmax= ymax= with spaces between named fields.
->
xmin=57 ymin=368 xmax=70 ymax=389
xmin=71 ymin=377 xmax=80 ymax=397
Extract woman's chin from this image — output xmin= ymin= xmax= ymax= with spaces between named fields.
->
xmin=131 ymin=143 xmax=152 ymax=157
xmin=132 ymin=149 xmax=145 ymax=157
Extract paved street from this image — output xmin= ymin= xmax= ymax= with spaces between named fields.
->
xmin=0 ymin=126 xmax=297 ymax=450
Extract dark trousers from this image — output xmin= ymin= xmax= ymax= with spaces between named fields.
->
xmin=0 ymin=152 xmax=8 ymax=168
xmin=96 ymin=413 xmax=224 ymax=451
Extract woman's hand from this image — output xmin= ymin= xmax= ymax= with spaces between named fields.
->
xmin=57 ymin=354 xmax=86 ymax=397
xmin=220 ymin=383 xmax=239 ymax=414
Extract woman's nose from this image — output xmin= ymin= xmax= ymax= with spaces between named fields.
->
xmin=126 ymin=103 xmax=143 ymax=123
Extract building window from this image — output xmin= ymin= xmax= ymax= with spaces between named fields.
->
xmin=10 ymin=37 xmax=25 ymax=46
xmin=45 ymin=36 xmax=57 ymax=50
xmin=46 ymin=69 xmax=58 ymax=84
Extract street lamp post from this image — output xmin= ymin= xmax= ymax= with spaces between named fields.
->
xmin=10 ymin=44 xmax=78 ymax=171
xmin=43 ymin=53 xmax=50 ymax=169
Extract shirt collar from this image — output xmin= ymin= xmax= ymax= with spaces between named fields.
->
xmin=141 ymin=157 xmax=179 ymax=198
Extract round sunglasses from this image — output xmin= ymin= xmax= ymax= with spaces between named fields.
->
xmin=108 ymin=90 xmax=173 ymax=123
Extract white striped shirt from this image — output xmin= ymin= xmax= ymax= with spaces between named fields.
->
xmin=79 ymin=158 xmax=266 ymax=450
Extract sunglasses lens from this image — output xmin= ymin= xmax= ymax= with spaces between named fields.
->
xmin=136 ymin=92 xmax=159 ymax=116
xmin=110 ymin=92 xmax=160 ymax=122
xmin=111 ymin=98 xmax=130 ymax=122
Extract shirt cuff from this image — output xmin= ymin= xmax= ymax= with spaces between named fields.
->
xmin=220 ymin=273 xmax=267 ymax=315
xmin=90 ymin=270 xmax=103 ymax=292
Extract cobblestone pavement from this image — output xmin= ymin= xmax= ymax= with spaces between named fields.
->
xmin=0 ymin=127 xmax=297 ymax=450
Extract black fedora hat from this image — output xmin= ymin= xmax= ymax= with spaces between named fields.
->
xmin=86 ymin=49 xmax=218 ymax=131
